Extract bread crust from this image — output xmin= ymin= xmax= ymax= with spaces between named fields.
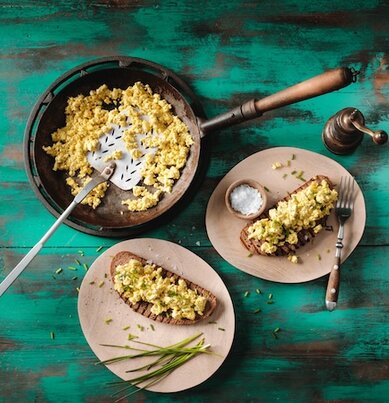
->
xmin=110 ymin=251 xmax=217 ymax=325
xmin=240 ymin=175 xmax=334 ymax=256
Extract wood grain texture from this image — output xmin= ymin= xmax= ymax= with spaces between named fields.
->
xmin=0 ymin=0 xmax=388 ymax=401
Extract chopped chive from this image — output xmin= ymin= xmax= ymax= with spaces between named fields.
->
xmin=50 ymin=331 xmax=55 ymax=340
xmin=78 ymin=250 xmax=84 ymax=256
xmin=137 ymin=324 xmax=144 ymax=331
xmin=96 ymin=246 xmax=104 ymax=252
xmin=72 ymin=276 xmax=78 ymax=281
xmin=266 ymin=300 xmax=274 ymax=304
xmin=89 ymin=281 xmax=95 ymax=285
xmin=291 ymin=170 xmax=297 ymax=175
xmin=256 ymin=288 xmax=262 ymax=294
xmin=247 ymin=253 xmax=253 ymax=257
xmin=128 ymin=333 xmax=138 ymax=340
xmin=286 ymin=160 xmax=291 ymax=167
xmin=253 ymin=308 xmax=261 ymax=314
xmin=273 ymin=327 xmax=281 ymax=333
xmin=98 ymin=281 xmax=104 ymax=288
xmin=327 ymin=248 xmax=331 ymax=253
xmin=282 ymin=173 xmax=288 ymax=179
xmin=83 ymin=263 xmax=89 ymax=271
xmin=55 ymin=268 xmax=63 ymax=274
xmin=52 ymin=275 xmax=56 ymax=280
xmin=67 ymin=266 xmax=77 ymax=271
xmin=244 ymin=291 xmax=249 ymax=297
xmin=317 ymin=254 xmax=321 ymax=261
xmin=268 ymin=293 xmax=273 ymax=300
xmin=122 ymin=325 xmax=130 ymax=331
xmin=76 ymin=287 xmax=80 ymax=293
xmin=292 ymin=154 xmax=296 ymax=160
xmin=264 ymin=186 xmax=270 ymax=192
xmin=150 ymin=324 xmax=155 ymax=331
xmin=208 ymin=321 xmax=217 ymax=324
xmin=74 ymin=258 xmax=81 ymax=265
xmin=105 ymin=318 xmax=113 ymax=325
xmin=104 ymin=273 xmax=107 ymax=278
xmin=218 ymin=327 xmax=225 ymax=331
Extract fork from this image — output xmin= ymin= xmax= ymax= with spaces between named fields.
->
xmin=325 ymin=176 xmax=355 ymax=311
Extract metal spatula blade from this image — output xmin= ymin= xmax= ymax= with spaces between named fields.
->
xmin=87 ymin=124 xmax=157 ymax=191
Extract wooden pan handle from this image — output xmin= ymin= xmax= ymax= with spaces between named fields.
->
xmin=255 ymin=68 xmax=355 ymax=114
xmin=325 ymin=255 xmax=341 ymax=311
xmin=200 ymin=67 xmax=357 ymax=136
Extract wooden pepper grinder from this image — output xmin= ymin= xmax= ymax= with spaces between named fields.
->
xmin=322 ymin=107 xmax=388 ymax=154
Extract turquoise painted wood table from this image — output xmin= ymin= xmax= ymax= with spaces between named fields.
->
xmin=1 ymin=1 xmax=388 ymax=401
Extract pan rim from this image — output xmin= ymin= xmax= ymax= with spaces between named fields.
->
xmin=24 ymin=56 xmax=208 ymax=237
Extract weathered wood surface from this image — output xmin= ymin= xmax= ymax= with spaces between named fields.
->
xmin=1 ymin=1 xmax=388 ymax=401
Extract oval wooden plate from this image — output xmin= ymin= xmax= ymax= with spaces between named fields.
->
xmin=78 ymin=238 xmax=235 ymax=393
xmin=206 ymin=147 xmax=366 ymax=283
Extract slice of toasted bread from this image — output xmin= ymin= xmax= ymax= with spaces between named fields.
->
xmin=240 ymin=175 xmax=334 ymax=256
xmin=110 ymin=251 xmax=217 ymax=325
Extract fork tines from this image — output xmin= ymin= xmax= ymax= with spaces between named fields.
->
xmin=337 ymin=176 xmax=355 ymax=209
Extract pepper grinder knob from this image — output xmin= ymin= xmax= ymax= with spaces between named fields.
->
xmin=322 ymin=107 xmax=388 ymax=154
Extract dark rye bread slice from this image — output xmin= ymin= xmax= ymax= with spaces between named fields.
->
xmin=110 ymin=251 xmax=217 ymax=325
xmin=240 ymin=175 xmax=334 ymax=256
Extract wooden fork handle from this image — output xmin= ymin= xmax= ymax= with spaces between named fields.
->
xmin=325 ymin=255 xmax=341 ymax=311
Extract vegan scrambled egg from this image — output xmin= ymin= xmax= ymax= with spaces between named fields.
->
xmin=247 ymin=179 xmax=338 ymax=255
xmin=113 ymin=259 xmax=207 ymax=320
xmin=43 ymin=82 xmax=193 ymax=211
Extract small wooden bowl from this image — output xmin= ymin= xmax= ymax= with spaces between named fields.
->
xmin=225 ymin=179 xmax=267 ymax=220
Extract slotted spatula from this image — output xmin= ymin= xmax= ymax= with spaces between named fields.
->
xmin=0 ymin=122 xmax=157 ymax=297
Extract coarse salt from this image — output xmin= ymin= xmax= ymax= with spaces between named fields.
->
xmin=230 ymin=184 xmax=263 ymax=215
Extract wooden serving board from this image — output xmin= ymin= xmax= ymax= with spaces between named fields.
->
xmin=206 ymin=147 xmax=366 ymax=283
xmin=78 ymin=238 xmax=235 ymax=393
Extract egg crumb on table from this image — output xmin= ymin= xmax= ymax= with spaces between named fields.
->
xmin=43 ymin=82 xmax=193 ymax=210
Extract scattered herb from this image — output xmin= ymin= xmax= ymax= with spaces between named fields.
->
xmin=122 ymin=325 xmax=131 ymax=331
xmin=244 ymin=291 xmax=249 ymax=297
xmin=317 ymin=254 xmax=321 ymax=261
xmin=286 ymin=160 xmax=291 ymax=167
xmin=67 ymin=266 xmax=77 ymax=271
xmin=264 ymin=186 xmax=270 ymax=192
xmin=52 ymin=275 xmax=56 ymax=280
xmin=282 ymin=173 xmax=288 ymax=179
xmin=137 ymin=324 xmax=145 ymax=331
xmin=105 ymin=318 xmax=113 ymax=325
xmin=104 ymin=273 xmax=107 ymax=278
xmin=72 ymin=276 xmax=78 ymax=281
xmin=98 ymin=281 xmax=105 ymax=288
xmin=327 ymin=249 xmax=331 ymax=253
xmin=256 ymin=288 xmax=262 ymax=294
xmin=50 ymin=331 xmax=55 ymax=340
xmin=150 ymin=324 xmax=155 ymax=331
xmin=266 ymin=300 xmax=274 ymax=305
xmin=291 ymin=170 xmax=297 ymax=175
xmin=83 ymin=263 xmax=89 ymax=271
xmin=247 ymin=253 xmax=253 ymax=257
xmin=78 ymin=250 xmax=84 ymax=256
xmin=128 ymin=333 xmax=138 ymax=341
xmin=74 ymin=258 xmax=81 ymax=265
xmin=208 ymin=321 xmax=217 ymax=324
xmin=253 ymin=308 xmax=261 ymax=314
xmin=268 ymin=293 xmax=273 ymax=300
xmin=291 ymin=154 xmax=296 ymax=160
xmin=76 ymin=287 xmax=80 ymax=293
xmin=218 ymin=327 xmax=225 ymax=331
xmin=89 ymin=281 xmax=95 ymax=285
xmin=96 ymin=246 xmax=104 ymax=252
xmin=272 ymin=327 xmax=281 ymax=339
xmin=55 ymin=268 xmax=63 ymax=274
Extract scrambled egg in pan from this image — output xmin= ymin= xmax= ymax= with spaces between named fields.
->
xmin=43 ymin=82 xmax=193 ymax=211
xmin=247 ymin=179 xmax=338 ymax=254
xmin=113 ymin=259 xmax=207 ymax=320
